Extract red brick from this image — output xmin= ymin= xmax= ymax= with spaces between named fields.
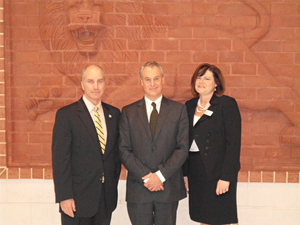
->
xmin=20 ymin=168 xmax=31 ymax=179
xmin=281 ymin=65 xmax=300 ymax=77
xmin=29 ymin=133 xmax=51 ymax=144
xmin=238 ymin=171 xmax=248 ymax=182
xmin=32 ymin=168 xmax=44 ymax=179
xmin=181 ymin=39 xmax=204 ymax=51
xmin=168 ymin=27 xmax=193 ymax=38
xmin=154 ymin=39 xmax=179 ymax=50
xmin=219 ymin=52 xmax=243 ymax=62
xmin=14 ymin=52 xmax=39 ymax=63
xmin=282 ymin=41 xmax=300 ymax=52
xmin=128 ymin=39 xmax=151 ymax=50
xmin=180 ymin=16 xmax=204 ymax=27
xmin=115 ymin=2 xmax=141 ymax=13
xmin=269 ymin=53 xmax=294 ymax=64
xmin=193 ymin=51 xmax=218 ymax=63
xmin=271 ymin=3 xmax=298 ymax=15
xmin=167 ymin=3 xmax=192 ymax=15
xmin=267 ymin=28 xmax=296 ymax=41
xmin=103 ymin=14 xmax=126 ymax=26
xmin=249 ymin=171 xmax=261 ymax=182
xmin=204 ymin=16 xmax=230 ymax=27
xmin=45 ymin=167 xmax=53 ymax=179
xmin=206 ymin=39 xmax=231 ymax=51
xmin=192 ymin=3 xmax=218 ymax=15
xmin=282 ymin=16 xmax=300 ymax=28
xmin=287 ymin=171 xmax=299 ymax=183
xmin=166 ymin=51 xmax=192 ymax=62
xmin=194 ymin=28 xmax=220 ymax=39
xmin=252 ymin=41 xmax=282 ymax=52
xmin=231 ymin=16 xmax=257 ymax=28
xmin=275 ymin=172 xmax=287 ymax=183
xmin=8 ymin=167 xmax=19 ymax=179
xmin=262 ymin=171 xmax=274 ymax=183
xmin=292 ymin=147 xmax=300 ymax=158
xmin=141 ymin=51 xmax=165 ymax=63
xmin=230 ymin=88 xmax=256 ymax=99
xmin=218 ymin=3 xmax=255 ymax=16
xmin=253 ymin=135 xmax=279 ymax=145
xmin=0 ymin=156 xmax=6 ymax=167
xmin=265 ymin=147 xmax=291 ymax=159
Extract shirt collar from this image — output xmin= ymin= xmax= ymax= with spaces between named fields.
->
xmin=144 ymin=95 xmax=163 ymax=106
xmin=82 ymin=95 xmax=102 ymax=112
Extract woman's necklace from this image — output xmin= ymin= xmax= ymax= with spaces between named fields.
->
xmin=196 ymin=99 xmax=210 ymax=113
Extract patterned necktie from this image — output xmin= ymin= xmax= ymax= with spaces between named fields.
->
xmin=150 ymin=102 xmax=158 ymax=138
xmin=95 ymin=106 xmax=105 ymax=154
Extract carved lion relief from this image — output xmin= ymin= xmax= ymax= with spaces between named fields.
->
xmin=31 ymin=0 xmax=300 ymax=146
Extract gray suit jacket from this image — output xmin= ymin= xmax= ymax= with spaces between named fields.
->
xmin=119 ymin=97 xmax=189 ymax=203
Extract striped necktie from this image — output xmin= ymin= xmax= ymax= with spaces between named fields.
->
xmin=95 ymin=106 xmax=105 ymax=154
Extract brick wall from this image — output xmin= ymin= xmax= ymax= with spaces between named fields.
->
xmin=1 ymin=0 xmax=300 ymax=182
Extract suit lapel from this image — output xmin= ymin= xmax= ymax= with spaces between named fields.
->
xmin=137 ymin=99 xmax=152 ymax=140
xmin=153 ymin=97 xmax=170 ymax=141
xmin=77 ymin=98 xmax=101 ymax=153
xmin=102 ymin=102 xmax=112 ymax=160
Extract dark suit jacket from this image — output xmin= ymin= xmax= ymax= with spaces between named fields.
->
xmin=119 ymin=97 xmax=189 ymax=203
xmin=52 ymin=98 xmax=121 ymax=217
xmin=184 ymin=95 xmax=241 ymax=182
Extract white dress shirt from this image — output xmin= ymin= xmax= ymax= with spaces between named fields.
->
xmin=82 ymin=95 xmax=107 ymax=143
xmin=144 ymin=95 xmax=165 ymax=183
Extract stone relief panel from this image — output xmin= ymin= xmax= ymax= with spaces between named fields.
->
xmin=5 ymin=0 xmax=300 ymax=170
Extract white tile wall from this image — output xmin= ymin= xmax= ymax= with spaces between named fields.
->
xmin=0 ymin=180 xmax=299 ymax=225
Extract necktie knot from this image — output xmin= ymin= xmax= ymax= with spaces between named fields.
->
xmin=95 ymin=106 xmax=99 ymax=111
xmin=151 ymin=102 xmax=156 ymax=109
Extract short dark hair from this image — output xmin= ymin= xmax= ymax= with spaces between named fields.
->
xmin=140 ymin=61 xmax=164 ymax=78
xmin=191 ymin=63 xmax=225 ymax=96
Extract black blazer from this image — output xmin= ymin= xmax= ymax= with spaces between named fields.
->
xmin=52 ymin=98 xmax=121 ymax=217
xmin=184 ymin=95 xmax=241 ymax=182
xmin=119 ymin=97 xmax=189 ymax=203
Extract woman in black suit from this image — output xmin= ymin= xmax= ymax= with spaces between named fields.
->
xmin=183 ymin=63 xmax=241 ymax=225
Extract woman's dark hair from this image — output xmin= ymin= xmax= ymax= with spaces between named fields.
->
xmin=191 ymin=63 xmax=225 ymax=96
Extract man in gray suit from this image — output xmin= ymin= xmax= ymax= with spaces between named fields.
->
xmin=119 ymin=61 xmax=189 ymax=225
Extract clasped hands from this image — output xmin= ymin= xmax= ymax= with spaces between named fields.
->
xmin=142 ymin=173 xmax=164 ymax=192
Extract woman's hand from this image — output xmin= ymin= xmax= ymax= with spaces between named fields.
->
xmin=216 ymin=179 xmax=230 ymax=195
xmin=184 ymin=176 xmax=189 ymax=194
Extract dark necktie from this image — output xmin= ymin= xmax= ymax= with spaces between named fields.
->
xmin=150 ymin=102 xmax=158 ymax=137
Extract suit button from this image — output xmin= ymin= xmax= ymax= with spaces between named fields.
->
xmin=194 ymin=135 xmax=198 ymax=137
xmin=204 ymin=153 xmax=208 ymax=156
xmin=207 ymin=132 xmax=211 ymax=136
xmin=206 ymin=140 xmax=210 ymax=143
xmin=205 ymin=146 xmax=209 ymax=150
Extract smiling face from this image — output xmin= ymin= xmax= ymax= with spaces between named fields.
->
xmin=81 ymin=65 xmax=105 ymax=105
xmin=195 ymin=70 xmax=217 ymax=97
xmin=141 ymin=66 xmax=164 ymax=101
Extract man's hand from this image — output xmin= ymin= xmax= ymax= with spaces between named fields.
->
xmin=216 ymin=180 xmax=230 ymax=195
xmin=60 ymin=198 xmax=76 ymax=217
xmin=142 ymin=173 xmax=164 ymax=191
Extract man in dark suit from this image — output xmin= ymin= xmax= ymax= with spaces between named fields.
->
xmin=52 ymin=65 xmax=121 ymax=225
xmin=119 ymin=61 xmax=189 ymax=225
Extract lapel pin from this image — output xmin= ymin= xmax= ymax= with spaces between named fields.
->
xmin=109 ymin=114 xmax=112 ymax=118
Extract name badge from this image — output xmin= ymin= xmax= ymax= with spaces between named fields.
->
xmin=204 ymin=110 xmax=213 ymax=116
